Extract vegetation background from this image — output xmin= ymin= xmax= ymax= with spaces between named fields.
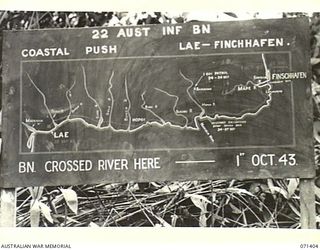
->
xmin=0 ymin=11 xmax=319 ymax=228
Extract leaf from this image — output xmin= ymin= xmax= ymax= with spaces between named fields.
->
xmin=288 ymin=201 xmax=300 ymax=217
xmin=185 ymin=193 xmax=211 ymax=211
xmin=150 ymin=182 xmax=162 ymax=188
xmin=39 ymin=201 xmax=53 ymax=224
xmin=54 ymin=215 xmax=81 ymax=225
xmin=229 ymin=203 xmax=242 ymax=214
xmin=267 ymin=179 xmax=288 ymax=198
xmin=153 ymin=215 xmax=172 ymax=227
xmin=89 ymin=222 xmax=99 ymax=227
xmin=224 ymin=12 xmax=238 ymax=18
xmin=311 ymin=80 xmax=320 ymax=96
xmin=28 ymin=187 xmax=44 ymax=200
xmin=314 ymin=34 xmax=320 ymax=46
xmin=155 ymin=182 xmax=189 ymax=194
xmin=311 ymin=58 xmax=320 ymax=66
xmin=103 ymin=183 xmax=120 ymax=192
xmin=249 ymin=183 xmax=261 ymax=194
xmin=51 ymin=194 xmax=64 ymax=211
xmin=185 ymin=193 xmax=210 ymax=227
xmin=60 ymin=188 xmax=78 ymax=214
xmin=127 ymin=183 xmax=139 ymax=192
xmin=199 ymin=212 xmax=208 ymax=227
xmin=314 ymin=121 xmax=320 ymax=143
xmin=315 ymin=185 xmax=320 ymax=199
xmin=287 ymin=178 xmax=299 ymax=198
xmin=171 ymin=214 xmax=179 ymax=227
xmin=211 ymin=192 xmax=217 ymax=203
xmin=30 ymin=199 xmax=41 ymax=227
xmin=226 ymin=187 xmax=254 ymax=196
xmin=154 ymin=185 xmax=177 ymax=194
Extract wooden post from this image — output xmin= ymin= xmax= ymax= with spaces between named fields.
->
xmin=0 ymin=188 xmax=16 ymax=227
xmin=299 ymin=178 xmax=316 ymax=229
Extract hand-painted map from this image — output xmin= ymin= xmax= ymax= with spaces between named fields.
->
xmin=21 ymin=52 xmax=293 ymax=153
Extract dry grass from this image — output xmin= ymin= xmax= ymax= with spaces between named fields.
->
xmin=15 ymin=179 xmax=317 ymax=227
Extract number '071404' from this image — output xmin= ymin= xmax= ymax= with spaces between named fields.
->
xmin=251 ymin=153 xmax=297 ymax=166
xmin=300 ymin=244 xmax=319 ymax=248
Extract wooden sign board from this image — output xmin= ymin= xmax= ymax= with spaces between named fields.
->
xmin=1 ymin=17 xmax=315 ymax=187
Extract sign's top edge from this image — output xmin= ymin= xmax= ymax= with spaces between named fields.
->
xmin=1 ymin=16 xmax=308 ymax=34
